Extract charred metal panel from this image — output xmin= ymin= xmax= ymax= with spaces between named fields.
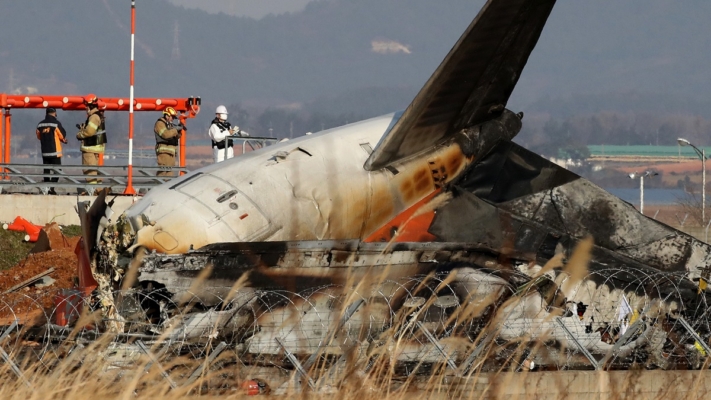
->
xmin=365 ymin=0 xmax=557 ymax=170
xmin=135 ymin=238 xmax=706 ymax=314
xmin=454 ymin=140 xmax=578 ymax=203
xmin=79 ymin=189 xmax=108 ymax=257
xmin=427 ymin=190 xmax=503 ymax=246
xmin=437 ymin=141 xmax=711 ymax=276
xmin=504 ymin=179 xmax=708 ymax=274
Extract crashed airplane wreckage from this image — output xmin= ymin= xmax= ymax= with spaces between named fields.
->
xmin=72 ymin=0 xmax=711 ymax=372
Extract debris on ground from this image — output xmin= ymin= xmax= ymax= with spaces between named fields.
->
xmin=0 ymin=223 xmax=80 ymax=323
xmin=2 ymin=267 xmax=56 ymax=294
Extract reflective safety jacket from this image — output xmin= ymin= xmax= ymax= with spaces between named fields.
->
xmin=36 ymin=115 xmax=67 ymax=157
xmin=154 ymin=117 xmax=180 ymax=156
xmin=76 ymin=109 xmax=106 ymax=153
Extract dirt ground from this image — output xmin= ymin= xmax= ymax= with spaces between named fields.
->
xmin=602 ymin=160 xmax=707 ymax=188
xmin=616 ymin=160 xmax=703 ymax=175
xmin=0 ymin=224 xmax=80 ymax=324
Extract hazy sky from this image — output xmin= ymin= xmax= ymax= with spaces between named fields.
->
xmin=167 ymin=0 xmax=315 ymax=18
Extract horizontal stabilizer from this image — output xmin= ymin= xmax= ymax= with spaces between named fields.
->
xmin=365 ymin=0 xmax=557 ymax=171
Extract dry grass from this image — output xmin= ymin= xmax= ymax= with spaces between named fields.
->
xmin=0 ymin=339 xmax=709 ymax=400
xmin=0 ymin=236 xmax=709 ymax=399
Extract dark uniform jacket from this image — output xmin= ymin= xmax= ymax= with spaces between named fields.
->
xmin=36 ymin=115 xmax=67 ymax=157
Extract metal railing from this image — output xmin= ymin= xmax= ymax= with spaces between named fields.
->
xmin=224 ymin=135 xmax=279 ymax=159
xmin=0 ymin=163 xmax=189 ymax=195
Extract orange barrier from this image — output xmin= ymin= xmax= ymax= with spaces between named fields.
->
xmin=53 ymin=239 xmax=98 ymax=326
xmin=54 ymin=289 xmax=83 ymax=327
xmin=0 ymin=93 xmax=201 ymax=191
xmin=74 ymin=238 xmax=98 ymax=296
xmin=0 ymin=94 xmax=200 ymax=114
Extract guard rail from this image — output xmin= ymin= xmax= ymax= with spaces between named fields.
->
xmin=0 ymin=163 xmax=189 ymax=195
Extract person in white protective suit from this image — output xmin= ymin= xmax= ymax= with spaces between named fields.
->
xmin=208 ymin=105 xmax=249 ymax=162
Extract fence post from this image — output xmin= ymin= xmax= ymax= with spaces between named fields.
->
xmin=136 ymin=340 xmax=177 ymax=389
xmin=416 ymin=321 xmax=459 ymax=370
xmin=184 ymin=341 xmax=227 ymax=387
xmin=555 ymin=317 xmax=600 ymax=370
xmin=275 ymin=337 xmax=316 ymax=390
xmin=4 ymin=109 xmax=10 ymax=179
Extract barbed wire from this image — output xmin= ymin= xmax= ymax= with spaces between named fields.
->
xmin=0 ymin=265 xmax=709 ymax=387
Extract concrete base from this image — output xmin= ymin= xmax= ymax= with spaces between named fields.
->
xmin=0 ymin=194 xmax=136 ymax=226
xmin=421 ymin=370 xmax=711 ymax=400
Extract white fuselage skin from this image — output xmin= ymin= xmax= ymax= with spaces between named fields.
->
xmin=126 ymin=113 xmax=471 ymax=254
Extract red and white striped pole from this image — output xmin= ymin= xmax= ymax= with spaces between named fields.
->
xmin=124 ymin=0 xmax=137 ymax=195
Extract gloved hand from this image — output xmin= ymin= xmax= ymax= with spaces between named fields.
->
xmin=76 ymin=132 xmax=83 ymax=141
xmin=176 ymin=123 xmax=186 ymax=131
xmin=75 ymin=123 xmax=83 ymax=130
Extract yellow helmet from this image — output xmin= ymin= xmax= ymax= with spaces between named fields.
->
xmin=163 ymin=107 xmax=177 ymax=117
xmin=84 ymin=94 xmax=99 ymax=107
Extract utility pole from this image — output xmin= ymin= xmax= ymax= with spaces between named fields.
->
xmin=678 ymin=138 xmax=706 ymax=223
xmin=640 ymin=174 xmax=644 ymax=215
xmin=629 ymin=171 xmax=658 ymax=215
xmin=124 ymin=0 xmax=137 ymax=195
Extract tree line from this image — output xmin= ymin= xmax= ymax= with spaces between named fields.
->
xmin=517 ymin=111 xmax=711 ymax=160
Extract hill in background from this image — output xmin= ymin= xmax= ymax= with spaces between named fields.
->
xmin=1 ymin=0 xmax=711 ymax=155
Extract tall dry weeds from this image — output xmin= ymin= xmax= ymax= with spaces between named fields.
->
xmin=0 ymin=238 xmax=708 ymax=399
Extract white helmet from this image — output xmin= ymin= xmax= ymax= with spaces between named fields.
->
xmin=216 ymin=105 xmax=228 ymax=115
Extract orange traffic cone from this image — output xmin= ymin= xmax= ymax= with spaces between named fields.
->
xmin=24 ymin=225 xmax=42 ymax=242
xmin=2 ymin=216 xmax=43 ymax=242
xmin=3 ymin=216 xmax=26 ymax=232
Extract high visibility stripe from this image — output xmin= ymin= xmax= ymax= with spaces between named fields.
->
xmin=37 ymin=123 xmax=58 ymax=128
xmin=54 ymin=127 xmax=63 ymax=156
xmin=88 ymin=121 xmax=99 ymax=130
xmin=81 ymin=145 xmax=106 ymax=153
xmin=158 ymin=127 xmax=167 ymax=135
xmin=42 ymin=152 xmax=61 ymax=157
xmin=156 ymin=144 xmax=176 ymax=156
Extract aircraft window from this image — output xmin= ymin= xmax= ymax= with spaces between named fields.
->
xmin=216 ymin=190 xmax=238 ymax=203
xmin=169 ymin=172 xmax=203 ymax=190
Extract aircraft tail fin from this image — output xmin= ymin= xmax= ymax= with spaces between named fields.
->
xmin=364 ymin=0 xmax=557 ymax=171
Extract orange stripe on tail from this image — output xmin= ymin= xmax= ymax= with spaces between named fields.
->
xmin=364 ymin=189 xmax=440 ymax=243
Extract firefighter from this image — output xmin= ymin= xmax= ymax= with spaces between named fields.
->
xmin=76 ymin=96 xmax=106 ymax=187
xmin=209 ymin=105 xmax=247 ymax=163
xmin=154 ymin=106 xmax=183 ymax=177
xmin=36 ymin=107 xmax=67 ymax=195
